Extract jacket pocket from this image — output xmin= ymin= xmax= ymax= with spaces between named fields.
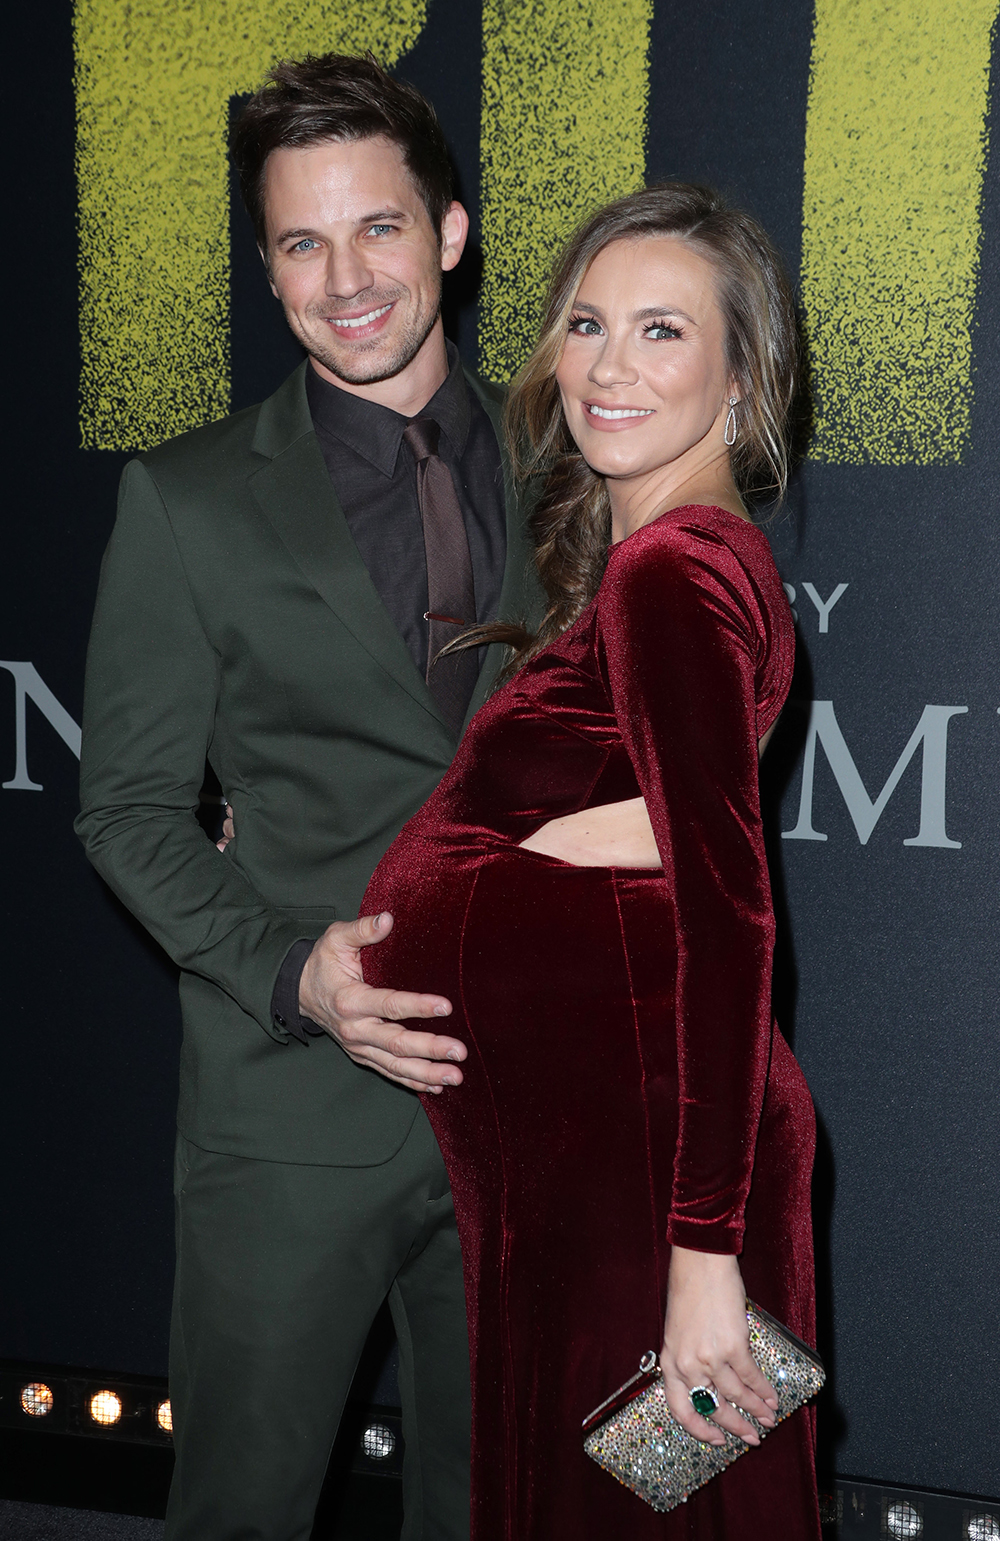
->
xmin=274 ymin=904 xmax=337 ymax=926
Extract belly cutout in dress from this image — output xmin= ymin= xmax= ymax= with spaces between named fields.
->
xmin=518 ymin=727 xmax=779 ymax=868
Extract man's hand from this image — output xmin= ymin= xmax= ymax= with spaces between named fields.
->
xmin=298 ymin=912 xmax=467 ymax=1094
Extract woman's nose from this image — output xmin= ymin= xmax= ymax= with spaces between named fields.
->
xmin=587 ymin=337 xmax=640 ymax=389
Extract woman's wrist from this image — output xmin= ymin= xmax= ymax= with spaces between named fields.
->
xmin=668 ymin=1245 xmax=743 ymax=1282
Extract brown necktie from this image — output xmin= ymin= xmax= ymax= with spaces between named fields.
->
xmin=403 ymin=418 xmax=479 ymax=736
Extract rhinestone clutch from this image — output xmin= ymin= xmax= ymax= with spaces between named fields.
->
xmin=582 ymin=1301 xmax=825 ymax=1513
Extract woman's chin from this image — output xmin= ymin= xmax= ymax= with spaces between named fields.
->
xmin=580 ymin=445 xmax=655 ymax=481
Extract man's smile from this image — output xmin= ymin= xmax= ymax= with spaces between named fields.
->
xmin=324 ymin=302 xmax=395 ymax=334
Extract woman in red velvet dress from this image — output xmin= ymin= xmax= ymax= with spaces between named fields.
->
xmin=362 ymin=184 xmax=819 ymax=1539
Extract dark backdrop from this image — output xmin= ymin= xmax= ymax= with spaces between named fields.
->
xmin=2 ymin=0 xmax=997 ymax=1501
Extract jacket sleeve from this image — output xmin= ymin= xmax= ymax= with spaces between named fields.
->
xmin=75 ymin=459 xmax=312 ymax=1043
xmin=598 ymin=521 xmax=776 ymax=1254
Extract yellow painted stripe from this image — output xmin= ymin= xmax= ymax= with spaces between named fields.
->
xmin=802 ymin=0 xmax=998 ymax=464
xmin=74 ymin=0 xmax=427 ymax=451
xmin=478 ymin=0 xmax=652 ymax=384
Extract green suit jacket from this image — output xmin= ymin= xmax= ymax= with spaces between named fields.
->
xmin=76 ymin=361 xmax=539 ymax=1166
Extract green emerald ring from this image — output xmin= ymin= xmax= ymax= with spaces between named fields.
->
xmin=689 ymin=1385 xmax=720 ymax=1419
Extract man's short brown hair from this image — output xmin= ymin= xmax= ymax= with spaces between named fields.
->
xmin=230 ymin=52 xmax=454 ymax=251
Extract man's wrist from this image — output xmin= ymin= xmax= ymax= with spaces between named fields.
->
xmin=270 ymin=939 xmax=325 ymax=1043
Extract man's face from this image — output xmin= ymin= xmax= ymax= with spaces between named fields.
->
xmin=263 ymin=136 xmax=466 ymax=392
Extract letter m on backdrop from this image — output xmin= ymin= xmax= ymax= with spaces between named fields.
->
xmin=783 ymin=701 xmax=967 ymax=849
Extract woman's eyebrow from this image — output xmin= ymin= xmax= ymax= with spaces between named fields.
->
xmin=634 ymin=304 xmax=697 ymax=324
xmin=571 ymin=298 xmax=698 ymax=324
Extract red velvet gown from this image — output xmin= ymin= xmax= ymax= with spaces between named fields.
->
xmin=362 ymin=505 xmax=820 ymax=1540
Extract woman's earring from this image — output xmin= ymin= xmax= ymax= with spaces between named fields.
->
xmin=724 ymin=397 xmax=738 ymax=447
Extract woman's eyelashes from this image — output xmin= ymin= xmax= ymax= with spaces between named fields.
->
xmin=642 ymin=318 xmax=683 ymax=340
xmin=566 ymin=313 xmax=684 ymax=340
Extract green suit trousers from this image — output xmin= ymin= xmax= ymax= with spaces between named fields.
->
xmin=164 ymin=1109 xmax=470 ymax=1541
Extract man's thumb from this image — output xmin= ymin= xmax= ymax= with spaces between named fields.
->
xmin=351 ymin=911 xmax=394 ymax=947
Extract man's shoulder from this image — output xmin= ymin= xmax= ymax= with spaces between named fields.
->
xmin=137 ymin=364 xmax=310 ymax=488
xmin=138 ymin=401 xmax=260 ymax=479
xmin=462 ymin=364 xmax=506 ymax=416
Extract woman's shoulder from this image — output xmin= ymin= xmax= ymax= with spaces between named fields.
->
xmin=599 ymin=503 xmax=791 ymax=644
xmin=613 ymin=502 xmax=772 ymax=561
xmin=607 ymin=503 xmax=781 ymax=594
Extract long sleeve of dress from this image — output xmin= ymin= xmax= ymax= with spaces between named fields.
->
xmin=597 ymin=515 xmax=788 ymax=1255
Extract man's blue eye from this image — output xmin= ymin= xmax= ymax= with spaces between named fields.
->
xmin=294 ymin=239 xmax=317 ymax=252
xmin=369 ymin=224 xmax=394 ymax=236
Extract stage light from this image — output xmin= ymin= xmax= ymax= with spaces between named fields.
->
xmin=361 ymin=1422 xmax=396 ymax=1461
xmin=88 ymin=1390 xmax=122 ymax=1426
xmin=886 ymin=1501 xmax=922 ymax=1537
xmin=20 ymin=1383 xmax=53 ymax=1418
xmin=155 ymin=1399 xmax=173 ymax=1435
xmin=967 ymin=1517 xmax=1000 ymax=1541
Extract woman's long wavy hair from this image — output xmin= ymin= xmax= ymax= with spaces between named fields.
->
xmin=454 ymin=182 xmax=799 ymax=676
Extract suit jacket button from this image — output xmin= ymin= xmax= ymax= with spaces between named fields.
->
xmin=274 ymin=1013 xmax=287 ymax=1028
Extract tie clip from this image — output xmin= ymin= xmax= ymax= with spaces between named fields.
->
xmin=424 ymin=611 xmax=469 ymax=626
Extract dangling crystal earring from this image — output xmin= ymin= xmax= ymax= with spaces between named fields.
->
xmin=724 ymin=397 xmax=738 ymax=447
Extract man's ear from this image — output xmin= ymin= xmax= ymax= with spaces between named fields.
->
xmin=258 ymin=243 xmax=278 ymax=297
xmin=440 ymin=201 xmax=470 ymax=273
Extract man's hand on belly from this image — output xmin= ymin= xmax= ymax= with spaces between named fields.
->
xmin=298 ymin=913 xmax=467 ymax=1094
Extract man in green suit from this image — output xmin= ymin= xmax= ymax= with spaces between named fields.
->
xmin=76 ymin=53 xmax=537 ymax=1541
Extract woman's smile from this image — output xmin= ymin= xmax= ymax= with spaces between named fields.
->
xmin=583 ymin=401 xmax=655 ymax=427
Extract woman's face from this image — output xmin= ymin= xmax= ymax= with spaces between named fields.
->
xmin=554 ymin=236 xmax=734 ymax=483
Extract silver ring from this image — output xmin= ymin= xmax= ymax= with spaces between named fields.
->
xmin=689 ymin=1385 xmax=720 ymax=1418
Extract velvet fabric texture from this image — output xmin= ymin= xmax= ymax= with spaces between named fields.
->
xmin=363 ymin=505 xmax=820 ymax=1539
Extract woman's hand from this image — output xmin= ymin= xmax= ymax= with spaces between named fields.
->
xmin=216 ymin=802 xmax=235 ymax=852
xmin=660 ymin=1247 xmax=778 ymax=1447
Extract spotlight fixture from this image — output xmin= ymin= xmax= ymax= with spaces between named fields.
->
xmin=88 ymin=1389 xmax=123 ymax=1427
xmin=361 ymin=1421 xmax=396 ymax=1461
xmin=19 ymin=1383 xmax=54 ymax=1418
xmin=155 ymin=1399 xmax=173 ymax=1435
xmin=886 ymin=1500 xmax=923 ymax=1538
xmin=968 ymin=1517 xmax=1000 ymax=1541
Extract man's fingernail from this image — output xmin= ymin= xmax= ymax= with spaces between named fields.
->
xmin=446 ymin=1047 xmax=461 ymax=1060
xmin=435 ymin=1005 xmax=450 ymax=1017
xmin=442 ymin=1075 xmax=458 ymax=1086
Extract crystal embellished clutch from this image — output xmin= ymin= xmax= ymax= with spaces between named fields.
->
xmin=582 ymin=1302 xmax=825 ymax=1513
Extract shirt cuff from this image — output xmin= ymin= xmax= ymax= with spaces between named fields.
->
xmin=270 ymin=938 xmax=326 ymax=1045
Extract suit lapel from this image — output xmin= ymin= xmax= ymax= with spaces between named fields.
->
xmin=247 ymin=362 xmax=541 ymax=739
xmin=249 ymin=366 xmax=449 ymax=728
xmin=462 ymin=371 xmax=542 ymax=724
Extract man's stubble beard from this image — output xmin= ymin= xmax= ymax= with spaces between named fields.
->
xmin=296 ymin=281 xmax=443 ymax=387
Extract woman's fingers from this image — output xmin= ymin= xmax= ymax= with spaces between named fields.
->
xmin=735 ymin=1350 xmax=779 ymax=1412
xmin=661 ymin=1359 xmax=779 ymax=1448
xmin=723 ymin=1348 xmax=779 ymax=1416
xmin=708 ymin=1364 xmax=773 ymax=1442
xmin=702 ymin=1395 xmax=761 ymax=1445
xmin=661 ymin=1367 xmax=727 ymax=1447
